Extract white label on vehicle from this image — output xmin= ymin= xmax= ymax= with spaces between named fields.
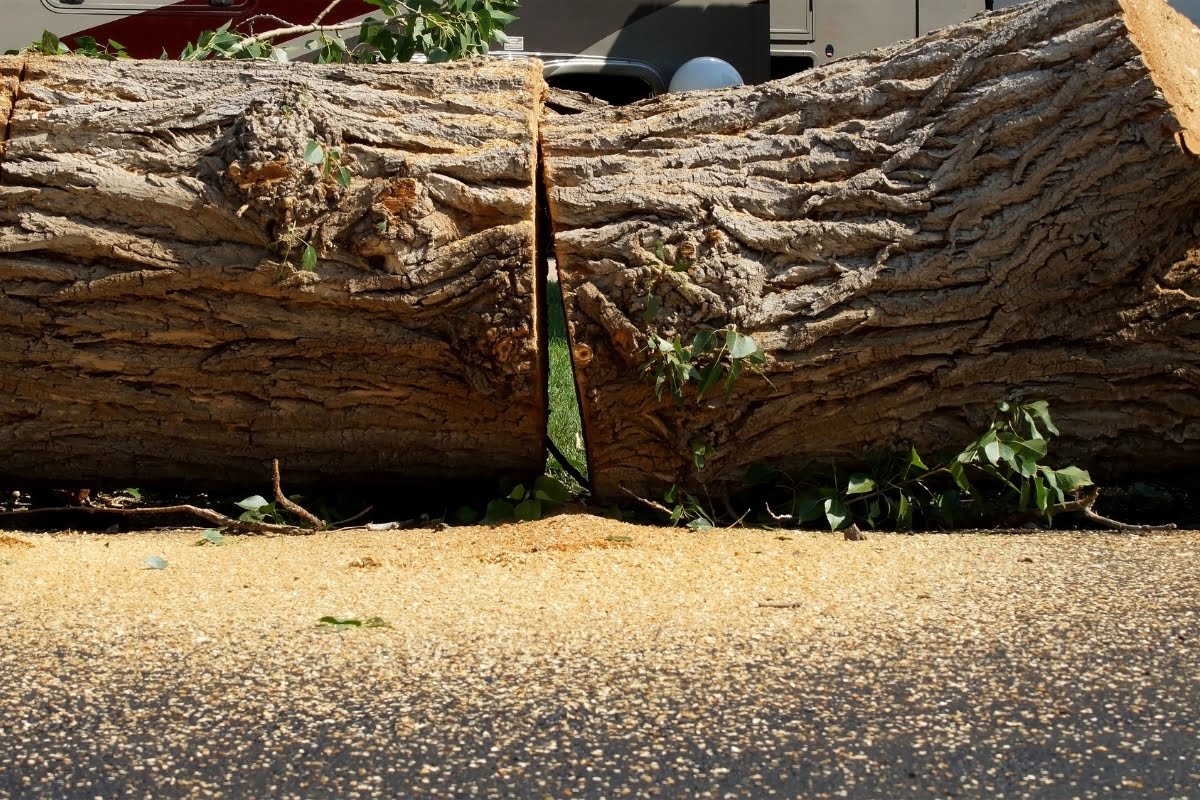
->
xmin=504 ymin=36 xmax=525 ymax=51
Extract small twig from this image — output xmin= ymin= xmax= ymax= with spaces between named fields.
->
xmin=1049 ymin=486 xmax=1176 ymax=532
xmin=331 ymin=505 xmax=374 ymax=528
xmin=0 ymin=504 xmax=308 ymax=536
xmin=756 ymin=601 xmax=805 ymax=609
xmin=236 ymin=13 xmax=296 ymax=32
xmin=619 ymin=485 xmax=673 ymax=518
xmin=237 ymin=18 xmax=372 ymax=48
xmin=272 ymin=459 xmax=325 ymax=530
xmin=765 ymin=502 xmax=793 ymax=522
xmin=312 ymin=0 xmax=347 ymax=27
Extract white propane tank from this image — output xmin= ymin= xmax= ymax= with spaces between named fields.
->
xmin=668 ymin=57 xmax=744 ymax=93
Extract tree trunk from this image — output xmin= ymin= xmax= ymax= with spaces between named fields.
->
xmin=0 ymin=56 xmax=545 ymax=489
xmin=543 ymin=0 xmax=1200 ymax=500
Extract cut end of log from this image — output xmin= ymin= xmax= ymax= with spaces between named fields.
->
xmin=1122 ymin=0 xmax=1200 ymax=155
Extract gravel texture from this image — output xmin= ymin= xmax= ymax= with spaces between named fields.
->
xmin=1 ymin=518 xmax=1198 ymax=798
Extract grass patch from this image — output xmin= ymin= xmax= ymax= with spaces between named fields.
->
xmin=546 ymin=276 xmax=588 ymax=488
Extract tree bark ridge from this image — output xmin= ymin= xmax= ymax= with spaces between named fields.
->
xmin=543 ymin=0 xmax=1200 ymax=500
xmin=0 ymin=55 xmax=545 ymax=489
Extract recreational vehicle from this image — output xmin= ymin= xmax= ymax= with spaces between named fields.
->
xmin=5 ymin=1 xmax=1200 ymax=102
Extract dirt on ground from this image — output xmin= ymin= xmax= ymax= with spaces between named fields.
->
xmin=3 ymin=517 xmax=1199 ymax=798
xmin=2 ymin=516 xmax=1196 ymax=645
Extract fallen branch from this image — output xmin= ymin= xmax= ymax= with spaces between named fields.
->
xmin=271 ymin=458 xmax=325 ymax=530
xmin=0 ymin=503 xmax=309 ymax=535
xmin=1048 ymin=486 xmax=1177 ymax=532
xmin=756 ymin=601 xmax=805 ymax=609
xmin=619 ymin=485 xmax=673 ymax=518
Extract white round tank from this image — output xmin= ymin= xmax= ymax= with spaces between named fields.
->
xmin=668 ymin=57 xmax=744 ymax=93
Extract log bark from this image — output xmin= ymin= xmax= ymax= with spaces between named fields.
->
xmin=0 ymin=55 xmax=545 ymax=488
xmin=543 ymin=0 xmax=1200 ymax=500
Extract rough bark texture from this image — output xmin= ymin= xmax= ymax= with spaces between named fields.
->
xmin=543 ymin=0 xmax=1200 ymax=500
xmin=0 ymin=56 xmax=544 ymax=488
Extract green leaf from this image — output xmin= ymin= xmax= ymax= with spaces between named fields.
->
xmin=514 ymin=498 xmax=542 ymax=521
xmin=301 ymin=245 xmax=318 ymax=272
xmin=482 ymin=498 xmax=515 ymax=523
xmin=304 ymin=139 xmax=326 ymax=165
xmin=336 ymin=167 xmax=352 ymax=190
xmin=1039 ymin=467 xmax=1066 ymax=504
xmin=908 ymin=447 xmax=928 ymax=471
xmin=1048 ymin=466 xmax=1093 ymax=493
xmin=723 ymin=357 xmax=744 ymax=396
xmin=846 ymin=474 xmax=875 ymax=495
xmin=1009 ymin=436 xmax=1048 ymax=464
xmin=897 ymin=492 xmax=913 ymax=529
xmin=121 ymin=487 xmax=143 ymax=500
xmin=691 ymin=440 xmax=715 ymax=470
xmin=691 ymin=329 xmax=717 ymax=356
xmin=946 ymin=461 xmax=973 ymax=495
xmin=695 ymin=361 xmax=724 ymax=401
xmin=642 ymin=292 xmax=660 ymax=323
xmin=687 ymin=515 xmax=714 ymax=531
xmin=824 ymin=497 xmax=850 ymax=531
xmin=235 ymin=495 xmax=270 ymax=512
xmin=533 ymin=474 xmax=571 ymax=504
xmin=143 ymin=556 xmax=168 ymax=570
xmin=507 ymin=484 xmax=526 ymax=500
xmin=1033 ymin=475 xmax=1049 ymax=513
xmin=728 ymin=331 xmax=761 ymax=360
xmin=39 ymin=31 xmax=62 ymax=55
xmin=795 ymin=494 xmax=826 ymax=524
xmin=195 ymin=529 xmax=226 ymax=547
xmin=1022 ymin=400 xmax=1060 ymax=436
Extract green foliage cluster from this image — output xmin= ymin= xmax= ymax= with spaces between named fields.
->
xmin=642 ymin=328 xmax=766 ymax=406
xmin=309 ymin=0 xmax=518 ymax=64
xmin=475 ymin=474 xmax=571 ymax=523
xmin=754 ymin=399 xmax=1093 ymax=531
xmin=13 ymin=0 xmax=518 ymax=65
xmin=18 ymin=31 xmax=129 ymax=59
xmin=235 ymin=494 xmax=289 ymax=525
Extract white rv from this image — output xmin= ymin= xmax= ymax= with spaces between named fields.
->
xmin=4 ymin=1 xmax=1200 ymax=102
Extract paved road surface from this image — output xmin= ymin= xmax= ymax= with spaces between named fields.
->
xmin=1 ymin=521 xmax=1197 ymax=798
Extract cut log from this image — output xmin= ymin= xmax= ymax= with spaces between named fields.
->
xmin=0 ymin=55 xmax=545 ymax=489
xmin=543 ymin=0 xmax=1200 ymax=500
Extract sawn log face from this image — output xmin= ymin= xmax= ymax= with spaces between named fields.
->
xmin=543 ymin=0 xmax=1200 ymax=500
xmin=0 ymin=56 xmax=544 ymax=487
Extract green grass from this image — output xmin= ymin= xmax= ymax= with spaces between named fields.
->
xmin=545 ymin=277 xmax=588 ymax=488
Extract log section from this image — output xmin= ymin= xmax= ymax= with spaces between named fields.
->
xmin=0 ymin=56 xmax=545 ymax=488
xmin=543 ymin=0 xmax=1200 ymax=500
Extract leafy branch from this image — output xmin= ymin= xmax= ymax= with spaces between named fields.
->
xmin=12 ymin=0 xmax=519 ymax=65
xmin=759 ymin=399 xmax=1100 ymax=531
xmin=180 ymin=0 xmax=519 ymax=64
